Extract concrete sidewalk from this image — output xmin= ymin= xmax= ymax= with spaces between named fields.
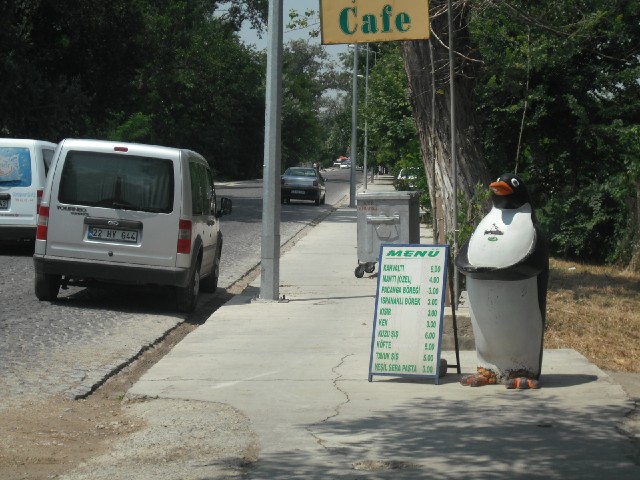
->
xmin=64 ymin=175 xmax=639 ymax=479
xmin=117 ymin=176 xmax=639 ymax=479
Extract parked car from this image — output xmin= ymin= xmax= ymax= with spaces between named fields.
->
xmin=0 ymin=139 xmax=57 ymax=243
xmin=333 ymin=156 xmax=349 ymax=167
xmin=33 ymin=139 xmax=232 ymax=313
xmin=281 ymin=167 xmax=326 ymax=205
xmin=396 ymin=167 xmax=420 ymax=188
xmin=339 ymin=162 xmax=351 ymax=169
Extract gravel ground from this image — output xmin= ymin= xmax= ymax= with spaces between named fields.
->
xmin=60 ymin=398 xmax=258 ymax=480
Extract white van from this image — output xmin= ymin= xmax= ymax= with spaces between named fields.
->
xmin=0 ymin=139 xmax=57 ymax=242
xmin=33 ymin=139 xmax=232 ymax=313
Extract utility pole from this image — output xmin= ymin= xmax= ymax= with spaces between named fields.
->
xmin=448 ymin=0 xmax=459 ymax=307
xmin=363 ymin=43 xmax=369 ymax=190
xmin=349 ymin=43 xmax=358 ymax=207
xmin=260 ymin=0 xmax=283 ymax=301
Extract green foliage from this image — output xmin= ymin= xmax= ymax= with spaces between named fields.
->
xmin=365 ymin=44 xmax=419 ymax=171
xmin=0 ymin=0 xmax=268 ymax=179
xmin=106 ymin=113 xmax=153 ymax=143
xmin=453 ymin=183 xmax=491 ymax=250
xmin=0 ymin=0 xmax=145 ymax=138
xmin=281 ymin=40 xmax=333 ymax=169
xmin=538 ymin=180 xmax=627 ymax=262
xmin=134 ymin=1 xmax=266 ymax=179
xmin=471 ymin=0 xmax=640 ymax=264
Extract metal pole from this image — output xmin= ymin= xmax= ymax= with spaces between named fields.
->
xmin=447 ymin=0 xmax=459 ymax=307
xmin=349 ymin=43 xmax=358 ymax=208
xmin=260 ymin=0 xmax=283 ymax=301
xmin=363 ymin=43 xmax=369 ymax=190
xmin=369 ymin=49 xmax=377 ymax=185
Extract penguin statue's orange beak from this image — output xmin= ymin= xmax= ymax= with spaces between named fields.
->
xmin=489 ymin=180 xmax=513 ymax=196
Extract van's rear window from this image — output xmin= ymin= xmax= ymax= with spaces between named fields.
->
xmin=59 ymin=151 xmax=174 ymax=213
xmin=0 ymin=147 xmax=32 ymax=186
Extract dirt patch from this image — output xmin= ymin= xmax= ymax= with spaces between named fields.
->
xmin=545 ymin=258 xmax=640 ymax=372
xmin=0 ymin=316 xmax=196 ymax=479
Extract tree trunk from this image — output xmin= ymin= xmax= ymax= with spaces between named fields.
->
xmin=401 ymin=0 xmax=490 ymax=242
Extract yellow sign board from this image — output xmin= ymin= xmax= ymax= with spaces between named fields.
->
xmin=320 ymin=0 xmax=430 ymax=45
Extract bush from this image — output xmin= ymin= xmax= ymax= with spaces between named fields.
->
xmin=537 ymin=182 xmax=627 ymax=263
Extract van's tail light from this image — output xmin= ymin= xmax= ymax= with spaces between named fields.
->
xmin=36 ymin=189 xmax=43 ymax=213
xmin=313 ymin=180 xmax=318 ymax=187
xmin=36 ymin=206 xmax=49 ymax=240
xmin=177 ymin=219 xmax=192 ymax=254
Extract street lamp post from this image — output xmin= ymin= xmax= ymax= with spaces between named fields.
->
xmin=448 ymin=0 xmax=459 ymax=307
xmin=363 ymin=44 xmax=369 ymax=190
xmin=349 ymin=43 xmax=358 ymax=208
xmin=362 ymin=46 xmax=378 ymax=186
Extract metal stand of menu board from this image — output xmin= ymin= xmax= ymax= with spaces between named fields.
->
xmin=448 ymin=254 xmax=462 ymax=375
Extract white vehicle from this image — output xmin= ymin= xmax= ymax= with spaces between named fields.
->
xmin=0 ymin=139 xmax=57 ymax=243
xmin=33 ymin=139 xmax=232 ymax=313
xmin=396 ymin=167 xmax=419 ymax=188
xmin=339 ymin=162 xmax=351 ymax=169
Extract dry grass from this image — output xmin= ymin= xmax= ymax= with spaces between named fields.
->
xmin=545 ymin=258 xmax=640 ymax=372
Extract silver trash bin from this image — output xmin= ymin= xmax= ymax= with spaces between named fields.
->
xmin=355 ymin=191 xmax=420 ymax=277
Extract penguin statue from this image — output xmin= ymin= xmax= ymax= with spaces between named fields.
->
xmin=455 ymin=173 xmax=548 ymax=389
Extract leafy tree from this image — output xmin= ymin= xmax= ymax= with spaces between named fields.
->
xmin=281 ymin=40 xmax=331 ymax=169
xmin=402 ymin=0 xmax=492 ymax=244
xmin=0 ymin=0 xmax=145 ymax=138
xmin=399 ymin=0 xmax=639 ymax=265
xmin=365 ymin=44 xmax=420 ymax=174
xmin=317 ymin=93 xmax=352 ymax=167
xmin=129 ymin=0 xmax=266 ymax=178
xmin=0 ymin=0 xmax=269 ymax=179
xmin=471 ymin=0 xmax=640 ymax=263
xmin=217 ymin=0 xmax=267 ymax=31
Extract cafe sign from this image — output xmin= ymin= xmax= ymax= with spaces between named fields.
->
xmin=320 ymin=0 xmax=430 ymax=45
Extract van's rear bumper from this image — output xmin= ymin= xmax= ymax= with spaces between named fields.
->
xmin=33 ymin=254 xmax=191 ymax=287
xmin=0 ymin=226 xmax=36 ymax=242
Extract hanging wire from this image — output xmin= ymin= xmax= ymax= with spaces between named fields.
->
xmin=514 ymin=28 xmax=531 ymax=175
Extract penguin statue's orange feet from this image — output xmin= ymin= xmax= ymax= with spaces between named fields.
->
xmin=506 ymin=377 xmax=540 ymax=389
xmin=460 ymin=368 xmax=497 ymax=387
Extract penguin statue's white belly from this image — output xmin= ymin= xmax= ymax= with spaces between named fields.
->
xmin=467 ymin=204 xmax=535 ymax=268
xmin=463 ymin=203 xmax=544 ymax=382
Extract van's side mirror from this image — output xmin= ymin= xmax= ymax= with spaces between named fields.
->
xmin=217 ymin=196 xmax=232 ymax=217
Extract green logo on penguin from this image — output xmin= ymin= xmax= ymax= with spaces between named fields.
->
xmin=487 ymin=236 xmax=498 ymax=242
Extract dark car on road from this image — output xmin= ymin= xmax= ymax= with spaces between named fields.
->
xmin=281 ymin=167 xmax=326 ymax=205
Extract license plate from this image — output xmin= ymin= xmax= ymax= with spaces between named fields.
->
xmin=291 ymin=190 xmax=305 ymax=195
xmin=87 ymin=226 xmax=138 ymax=243
xmin=0 ymin=199 xmax=7 ymax=209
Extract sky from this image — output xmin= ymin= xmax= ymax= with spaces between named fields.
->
xmin=238 ymin=0 xmax=348 ymax=61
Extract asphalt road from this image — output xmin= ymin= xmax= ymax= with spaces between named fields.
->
xmin=0 ymin=167 xmax=354 ymax=410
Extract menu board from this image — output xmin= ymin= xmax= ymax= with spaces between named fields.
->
xmin=368 ymin=244 xmax=449 ymax=383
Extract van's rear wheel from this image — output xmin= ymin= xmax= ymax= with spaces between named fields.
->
xmin=176 ymin=262 xmax=200 ymax=313
xmin=201 ymin=243 xmax=221 ymax=294
xmin=35 ymin=272 xmax=60 ymax=301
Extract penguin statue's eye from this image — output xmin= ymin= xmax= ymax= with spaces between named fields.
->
xmin=511 ymin=178 xmax=520 ymax=187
